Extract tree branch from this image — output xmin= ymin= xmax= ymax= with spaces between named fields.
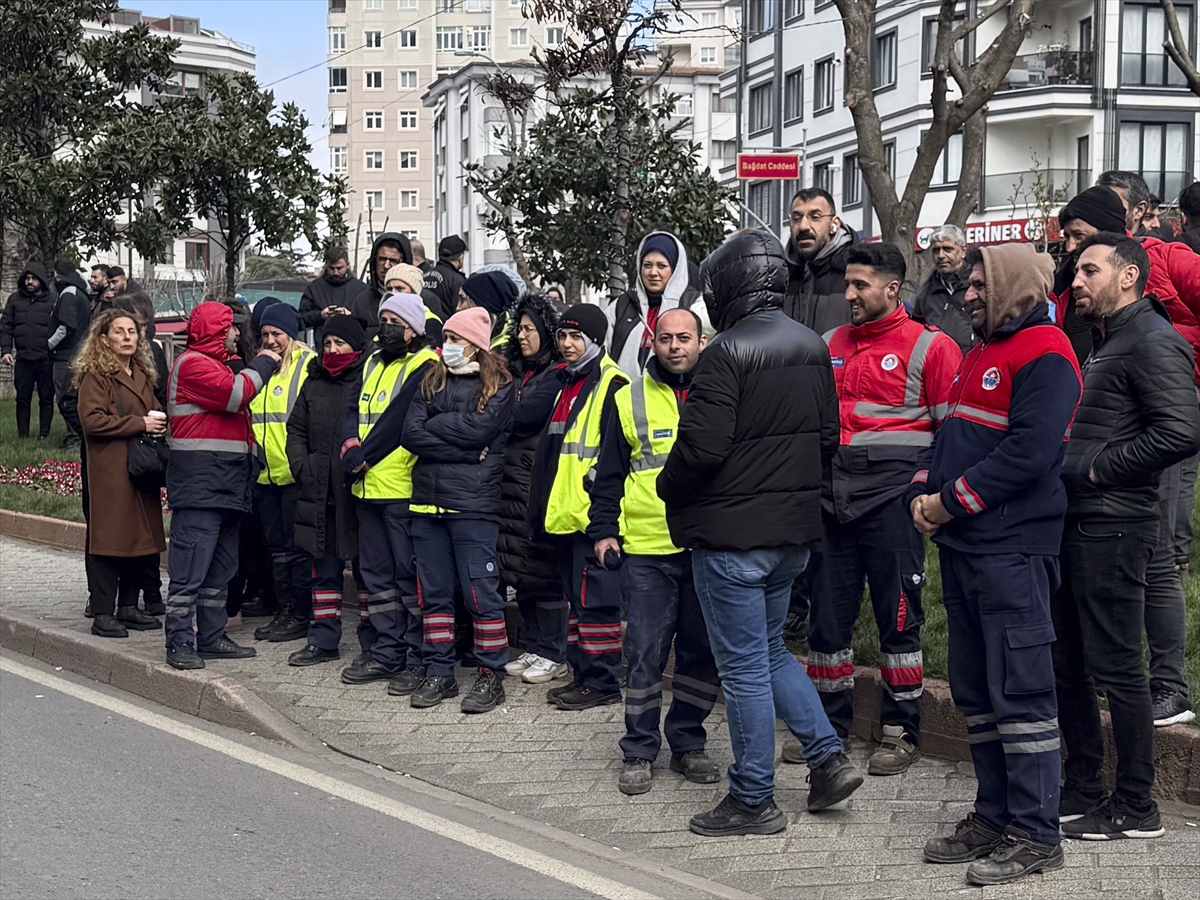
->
xmin=1160 ymin=0 xmax=1200 ymax=96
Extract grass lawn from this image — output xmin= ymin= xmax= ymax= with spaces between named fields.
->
xmin=0 ymin=397 xmax=84 ymax=522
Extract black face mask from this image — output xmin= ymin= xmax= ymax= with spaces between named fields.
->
xmin=379 ymin=322 xmax=408 ymax=354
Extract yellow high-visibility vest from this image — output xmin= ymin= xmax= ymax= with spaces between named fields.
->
xmin=251 ymin=342 xmax=316 ymax=486
xmin=544 ymin=355 xmax=627 ymax=535
xmin=352 ymin=346 xmax=438 ymax=501
xmin=615 ymin=375 xmax=682 ymax=556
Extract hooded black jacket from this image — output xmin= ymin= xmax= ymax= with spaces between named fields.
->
xmin=50 ymin=269 xmax=92 ymax=363
xmin=2 ymin=264 xmax=56 ymax=361
xmin=783 ymin=224 xmax=856 ymax=336
xmin=423 ymin=259 xmax=466 ymax=322
xmin=299 ymin=269 xmax=367 ymax=340
xmin=349 ymin=231 xmax=413 ymax=332
xmin=402 ymin=369 xmax=515 ymax=519
xmin=912 ymin=267 xmax=977 ymax=354
xmin=657 ymin=230 xmax=840 ymax=551
xmin=1063 ymin=296 xmax=1200 ymax=521
xmin=288 ymin=352 xmax=365 ymax=561
xmin=498 ymin=295 xmax=567 ymax=594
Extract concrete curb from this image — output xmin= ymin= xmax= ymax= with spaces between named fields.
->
xmin=0 ymin=610 xmax=314 ymax=751
xmin=1 ymin=509 xmax=86 ymax=552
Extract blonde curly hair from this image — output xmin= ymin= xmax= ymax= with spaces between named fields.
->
xmin=72 ymin=308 xmax=159 ymax=388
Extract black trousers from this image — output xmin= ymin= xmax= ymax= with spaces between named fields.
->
xmin=89 ymin=554 xmax=159 ymax=618
xmin=53 ymin=360 xmax=81 ymax=440
xmin=14 ymin=357 xmax=54 ymax=438
xmin=1052 ymin=517 xmax=1158 ymax=808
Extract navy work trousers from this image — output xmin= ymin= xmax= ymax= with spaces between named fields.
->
xmin=253 ymin=483 xmax=312 ymax=618
xmin=355 ymin=501 xmax=422 ymax=670
xmin=558 ymin=535 xmax=623 ymax=693
xmin=165 ymin=508 xmax=240 ymax=650
xmin=308 ymin=533 xmax=347 ymax=652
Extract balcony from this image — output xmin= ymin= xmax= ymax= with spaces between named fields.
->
xmin=329 ymin=0 xmax=346 ymax=11
xmin=724 ymin=42 xmax=741 ymax=69
xmin=982 ymin=168 xmax=1090 ymax=211
xmin=997 ymin=50 xmax=1093 ymax=92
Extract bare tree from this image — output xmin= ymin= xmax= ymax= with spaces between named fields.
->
xmin=835 ymin=0 xmax=1035 ymax=276
xmin=1159 ymin=0 xmax=1200 ymax=95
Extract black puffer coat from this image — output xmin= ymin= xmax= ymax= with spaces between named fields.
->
xmin=657 ymin=230 xmax=840 ymax=551
xmin=287 ymin=353 xmax=365 ymax=560
xmin=497 ymin=295 xmax=567 ymax=594
xmin=298 ymin=271 xmax=367 ymax=342
xmin=1063 ymin=296 xmax=1200 ymax=521
xmin=402 ymin=366 xmax=515 ymax=518
xmin=1 ymin=264 xmax=56 ymax=361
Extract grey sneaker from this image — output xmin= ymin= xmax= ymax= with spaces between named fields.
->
xmin=867 ymin=733 xmax=921 ymax=775
xmin=618 ymin=758 xmax=652 ymax=795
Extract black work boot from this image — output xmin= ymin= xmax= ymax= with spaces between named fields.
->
xmin=546 ymin=680 xmax=580 ymax=702
xmin=387 ymin=665 xmax=427 ymax=696
xmin=117 ymin=606 xmax=161 ymax=631
xmin=924 ymin=812 xmax=1005 ymax=863
xmin=550 ymin=683 xmax=621 ymax=711
xmin=341 ymin=655 xmax=402 ymax=684
xmin=166 ymin=641 xmax=204 ymax=669
xmin=461 ymin=669 xmax=505 ymax=714
xmin=288 ymin=644 xmax=341 ymax=667
xmin=966 ymin=829 xmax=1064 ymax=885
xmin=267 ymin=614 xmax=309 ymax=643
xmin=806 ymin=752 xmax=864 ymax=811
xmin=91 ymin=615 xmax=129 ymax=639
xmin=689 ymin=792 xmax=786 ymax=837
xmin=410 ymin=675 xmax=459 ymax=708
xmin=198 ymin=636 xmax=257 ymax=659
xmin=670 ymin=750 xmax=721 ymax=784
xmin=618 ymin=759 xmax=653 ymax=795
xmin=254 ymin=602 xmax=291 ymax=641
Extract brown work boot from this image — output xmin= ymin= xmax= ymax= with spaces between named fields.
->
xmin=867 ymin=730 xmax=921 ymax=775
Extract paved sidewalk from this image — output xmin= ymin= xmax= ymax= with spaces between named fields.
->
xmin=3 ymin=536 xmax=1198 ymax=899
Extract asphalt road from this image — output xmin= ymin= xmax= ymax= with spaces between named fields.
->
xmin=0 ymin=657 xmax=669 ymax=900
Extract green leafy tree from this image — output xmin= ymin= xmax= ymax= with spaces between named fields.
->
xmin=0 ymin=0 xmax=181 ymax=270
xmin=320 ymin=174 xmax=351 ymax=254
xmin=243 ymin=250 xmax=310 ymax=281
xmin=159 ymin=72 xmax=324 ymax=301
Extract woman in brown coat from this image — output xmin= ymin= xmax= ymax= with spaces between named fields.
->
xmin=74 ymin=309 xmax=168 ymax=638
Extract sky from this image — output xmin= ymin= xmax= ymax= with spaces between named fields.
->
xmin=133 ymin=0 xmax=330 ymax=170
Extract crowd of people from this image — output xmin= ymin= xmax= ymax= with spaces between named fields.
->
xmin=5 ymin=173 xmax=1200 ymax=889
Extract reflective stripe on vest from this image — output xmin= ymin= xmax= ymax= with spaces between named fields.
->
xmin=544 ymin=356 xmax=626 ymax=535
xmin=352 ymin=346 xmax=438 ymax=501
xmin=615 ymin=376 xmax=681 ymax=556
xmin=846 ymin=329 xmax=941 ymax=438
xmin=250 ymin=344 xmax=315 ymax=486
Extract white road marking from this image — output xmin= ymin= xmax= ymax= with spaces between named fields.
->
xmin=0 ymin=656 xmax=659 ymax=900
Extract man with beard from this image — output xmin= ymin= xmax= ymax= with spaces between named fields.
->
xmin=2 ymin=264 xmax=57 ymax=439
xmin=783 ymin=188 xmax=857 ymax=334
xmin=1052 ymin=233 xmax=1200 ymax=839
xmin=349 ymin=232 xmax=414 ymax=336
xmin=89 ymin=264 xmax=110 ymax=306
xmin=299 ymin=245 xmax=365 ymax=346
xmin=106 ymin=266 xmax=142 ymax=297
xmin=912 ymin=225 xmax=976 ymax=354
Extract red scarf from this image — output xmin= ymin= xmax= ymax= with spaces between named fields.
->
xmin=323 ymin=350 xmax=361 ymax=379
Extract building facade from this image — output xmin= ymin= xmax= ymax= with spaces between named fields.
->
xmin=725 ymin=0 xmax=1199 ymax=248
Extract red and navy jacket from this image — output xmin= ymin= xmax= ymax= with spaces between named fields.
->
xmin=824 ymin=306 xmax=962 ymax=522
xmin=907 ymin=306 xmax=1082 ymax=554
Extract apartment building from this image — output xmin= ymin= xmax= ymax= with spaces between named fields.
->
xmin=85 ymin=11 xmax=256 ymax=291
xmin=725 ymin=0 xmax=1199 ymax=247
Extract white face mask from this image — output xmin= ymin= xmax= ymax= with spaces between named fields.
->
xmin=442 ymin=343 xmax=469 ymax=368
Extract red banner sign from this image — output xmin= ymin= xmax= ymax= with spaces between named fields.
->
xmin=915 ymin=217 xmax=1062 ymax=251
xmin=737 ymin=153 xmax=801 ymax=180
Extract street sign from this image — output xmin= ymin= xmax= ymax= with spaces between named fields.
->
xmin=736 ymin=153 xmax=801 ymax=180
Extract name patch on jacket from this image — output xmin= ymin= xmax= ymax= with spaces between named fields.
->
xmin=831 ymin=357 xmax=845 ymax=368
xmin=653 ymin=429 xmax=673 ymax=440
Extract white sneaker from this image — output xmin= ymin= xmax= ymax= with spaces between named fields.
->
xmin=504 ymin=651 xmax=540 ymax=676
xmin=523 ymin=656 xmax=570 ymax=684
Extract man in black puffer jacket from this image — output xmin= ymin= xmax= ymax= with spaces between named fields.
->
xmin=1 ymin=263 xmax=57 ymax=439
xmin=657 ymin=229 xmax=862 ymax=838
xmin=1054 ymin=233 xmax=1200 ymax=843
xmin=783 ymin=187 xmax=856 ymax=335
xmin=298 ymin=245 xmax=366 ymax=347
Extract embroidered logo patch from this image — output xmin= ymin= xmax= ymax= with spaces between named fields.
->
xmin=982 ymin=367 xmax=1002 ymax=391
xmin=653 ymin=429 xmax=673 ymax=439
xmin=486 ymin=561 xmax=495 ymax=573
xmin=361 ymin=393 xmax=370 ymax=402
xmin=881 ymin=353 xmax=899 ymax=371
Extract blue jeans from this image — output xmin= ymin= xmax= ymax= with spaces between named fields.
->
xmin=692 ymin=546 xmax=842 ymax=806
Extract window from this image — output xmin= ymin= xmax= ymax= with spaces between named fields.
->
xmin=328 ymin=26 xmax=346 ymax=53
xmin=922 ymin=16 xmax=968 ymax=73
xmin=700 ymin=46 xmax=717 ymax=65
xmin=365 ymin=191 xmax=384 ymax=211
xmin=784 ymin=0 xmax=804 ymax=22
xmin=465 ymin=0 xmax=492 ymax=10
xmin=364 ymin=31 xmax=383 ymax=49
xmin=711 ymin=92 xmax=734 ymax=113
xmin=702 ymin=12 xmax=717 ymax=28
xmin=885 ymin=141 xmax=896 ymax=178
xmin=185 ymin=241 xmax=208 ymax=270
xmin=399 ymin=110 xmax=419 ymax=129
xmin=1076 ymin=135 xmax=1090 ymax=191
xmin=364 ymin=0 xmax=382 ymax=8
xmin=364 ymin=70 xmax=383 ymax=90
xmin=843 ymin=153 xmax=862 ymax=207
xmin=814 ymin=56 xmax=835 ymax=114
xmin=400 ymin=190 xmax=419 ymax=209
xmin=365 ymin=150 xmax=384 ymax=170
xmin=400 ymin=29 xmax=418 ymax=49
xmin=747 ymin=0 xmax=776 ymax=34
xmin=748 ymin=82 xmax=773 ymax=133
xmin=163 ymin=71 xmax=203 ymax=97
xmin=471 ymin=26 xmax=491 ymax=52
xmin=546 ymin=27 xmax=565 ymax=47
xmin=330 ymin=147 xmax=347 ymax=174
xmin=399 ymin=69 xmax=419 ymax=89
xmin=171 ymin=17 xmax=199 ymax=35
xmin=440 ymin=0 xmax=459 ymax=9
xmin=329 ymin=67 xmax=347 ymax=93
xmin=713 ymin=140 xmax=737 ymax=163
xmin=674 ymin=93 xmax=694 ymax=117
xmin=364 ymin=110 xmax=384 ymax=130
xmin=399 ymin=150 xmax=418 ymax=169
xmin=1122 ymin=2 xmax=1193 ymax=86
xmin=330 ymin=108 xmax=348 ymax=134
xmin=404 ymin=230 xmax=420 ymax=241
xmin=748 ymin=181 xmax=773 ymax=227
xmin=112 ymin=9 xmax=143 ymax=25
xmin=400 ymin=0 xmax=418 ymax=7
xmin=813 ymin=160 xmax=834 ymax=194
xmin=873 ymin=30 xmax=897 ymax=90
xmin=1079 ymin=17 xmax=1093 ymax=51
xmin=437 ymin=27 xmax=464 ymax=51
xmin=1120 ymin=120 xmax=1192 ymax=200
xmin=922 ymin=130 xmax=962 ymax=185
xmin=784 ymin=66 xmax=803 ymax=122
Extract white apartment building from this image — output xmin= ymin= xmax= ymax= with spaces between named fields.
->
xmin=85 ymin=11 xmax=256 ymax=290
xmin=424 ymin=58 xmax=734 ymax=269
xmin=726 ymin=0 xmax=1200 ymax=249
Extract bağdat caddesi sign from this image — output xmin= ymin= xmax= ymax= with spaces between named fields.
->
xmin=737 ymin=153 xmax=802 ymax=180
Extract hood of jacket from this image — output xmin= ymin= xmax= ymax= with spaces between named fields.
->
xmin=634 ymin=231 xmax=691 ymax=310
xmin=503 ymin=291 xmax=565 ymax=370
xmin=977 ymin=243 xmax=1055 ymax=340
xmin=366 ymin=231 xmax=413 ymax=293
xmin=701 ymin=230 xmax=787 ymax=332
xmin=186 ymin=301 xmax=234 ymax=360
xmin=784 ymin=222 xmax=857 ymax=274
xmin=18 ymin=263 xmax=50 ymax=298
xmin=55 ymin=268 xmax=89 ymax=298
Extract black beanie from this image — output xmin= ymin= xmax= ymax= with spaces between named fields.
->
xmin=53 ymin=259 xmax=79 ymax=279
xmin=559 ymin=304 xmax=608 ymax=345
xmin=322 ymin=314 xmax=365 ymax=352
xmin=461 ymin=270 xmax=518 ymax=317
xmin=1060 ymin=186 xmax=1127 ymax=234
